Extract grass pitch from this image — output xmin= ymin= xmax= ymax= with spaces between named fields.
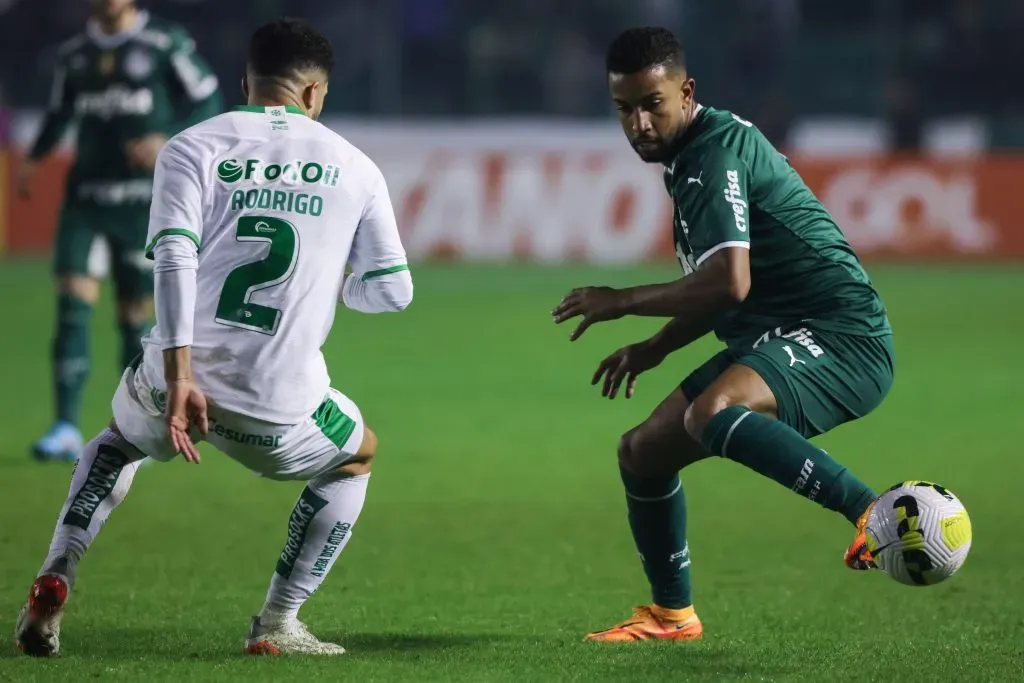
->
xmin=0 ymin=260 xmax=1022 ymax=682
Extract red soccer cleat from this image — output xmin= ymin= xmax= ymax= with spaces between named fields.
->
xmin=15 ymin=575 xmax=69 ymax=657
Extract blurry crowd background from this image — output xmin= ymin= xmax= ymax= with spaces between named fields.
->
xmin=1 ymin=0 xmax=1022 ymax=148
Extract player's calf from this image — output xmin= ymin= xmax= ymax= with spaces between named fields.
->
xmin=34 ymin=276 xmax=102 ymax=462
xmin=16 ymin=425 xmax=145 ymax=656
xmin=248 ymin=427 xmax=378 ymax=655
xmin=691 ymin=364 xmax=875 ymax=525
xmin=36 ymin=424 xmax=144 ymax=584
xmin=612 ymin=390 xmax=705 ymax=624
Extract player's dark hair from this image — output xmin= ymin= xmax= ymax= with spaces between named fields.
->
xmin=248 ymin=18 xmax=334 ymax=79
xmin=605 ymin=27 xmax=684 ymax=75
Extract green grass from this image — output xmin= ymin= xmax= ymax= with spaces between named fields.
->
xmin=1 ymin=260 xmax=1023 ymax=682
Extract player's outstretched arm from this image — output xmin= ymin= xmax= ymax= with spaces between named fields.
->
xmin=147 ymin=138 xmax=209 ymax=460
xmin=620 ymin=246 xmax=750 ymax=316
xmin=589 ymin=308 xmax=718 ymax=399
xmin=342 ymin=162 xmax=413 ymax=313
xmin=553 ymin=248 xmax=749 ymax=341
xmin=153 ymin=236 xmax=208 ymax=463
xmin=20 ymin=53 xmax=76 ymax=197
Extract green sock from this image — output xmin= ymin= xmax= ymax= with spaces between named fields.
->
xmin=620 ymin=468 xmax=693 ymax=609
xmin=52 ymin=294 xmax=92 ymax=425
xmin=701 ymin=406 xmax=875 ymax=524
xmin=118 ymin=321 xmax=148 ymax=371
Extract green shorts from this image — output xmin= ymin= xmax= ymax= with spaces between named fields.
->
xmin=53 ymin=203 xmax=154 ymax=299
xmin=681 ymin=324 xmax=895 ymax=439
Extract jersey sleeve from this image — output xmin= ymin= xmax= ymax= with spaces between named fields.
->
xmin=347 ymin=162 xmax=409 ymax=278
xmin=28 ymin=52 xmax=76 ymax=160
xmin=145 ymin=136 xmax=204 ymax=259
xmin=167 ymin=29 xmax=219 ymax=103
xmin=164 ymin=28 xmax=221 ymax=136
xmin=673 ymin=146 xmax=752 ymax=268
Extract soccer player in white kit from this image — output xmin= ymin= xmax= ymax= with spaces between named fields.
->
xmin=15 ymin=19 xmax=413 ymax=657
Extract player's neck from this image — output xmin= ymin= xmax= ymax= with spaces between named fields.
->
xmin=664 ymin=102 xmax=703 ymax=166
xmin=94 ymin=7 xmax=138 ymax=35
xmin=247 ymin=90 xmax=308 ymax=117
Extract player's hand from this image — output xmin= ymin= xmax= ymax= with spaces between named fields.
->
xmin=552 ymin=286 xmax=627 ymax=341
xmin=16 ymin=159 xmax=38 ymax=199
xmin=592 ymin=340 xmax=667 ymax=399
xmin=165 ymin=378 xmax=209 ymax=464
xmin=125 ymin=133 xmax=167 ymax=171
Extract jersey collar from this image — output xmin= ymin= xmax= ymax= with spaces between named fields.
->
xmin=233 ymin=105 xmax=306 ymax=115
xmin=87 ymin=10 xmax=150 ymax=50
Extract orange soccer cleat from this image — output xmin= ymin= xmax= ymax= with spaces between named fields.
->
xmin=844 ymin=500 xmax=878 ymax=570
xmin=584 ymin=605 xmax=703 ymax=642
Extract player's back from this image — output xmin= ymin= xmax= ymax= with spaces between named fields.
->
xmin=143 ymin=105 xmax=399 ymax=423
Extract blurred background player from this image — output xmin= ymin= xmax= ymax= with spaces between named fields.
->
xmin=553 ymin=27 xmax=893 ymax=642
xmin=15 ymin=17 xmax=412 ymax=657
xmin=18 ymin=0 xmax=222 ymax=462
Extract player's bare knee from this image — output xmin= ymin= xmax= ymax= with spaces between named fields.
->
xmin=616 ymin=429 xmax=637 ymax=471
xmin=617 ymin=427 xmax=663 ymax=477
xmin=60 ymin=275 xmax=100 ymax=305
xmin=336 ymin=458 xmax=371 ymax=477
xmin=116 ymin=298 xmax=152 ymax=326
xmin=335 ymin=427 xmax=376 ymax=476
xmin=685 ymin=392 xmax=732 ymax=442
xmin=357 ymin=426 xmax=378 ymax=459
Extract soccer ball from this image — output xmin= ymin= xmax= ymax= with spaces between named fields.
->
xmin=865 ymin=481 xmax=972 ymax=586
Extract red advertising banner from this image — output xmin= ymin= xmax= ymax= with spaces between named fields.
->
xmin=3 ymin=148 xmax=1022 ymax=261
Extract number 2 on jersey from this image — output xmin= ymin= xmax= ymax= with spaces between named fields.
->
xmin=214 ymin=215 xmax=298 ymax=335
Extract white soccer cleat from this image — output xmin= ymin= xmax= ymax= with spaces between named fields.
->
xmin=15 ymin=575 xmax=69 ymax=657
xmin=243 ymin=615 xmax=345 ymax=656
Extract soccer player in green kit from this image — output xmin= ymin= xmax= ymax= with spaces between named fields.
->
xmin=19 ymin=0 xmax=222 ymax=462
xmin=553 ymin=27 xmax=894 ymax=641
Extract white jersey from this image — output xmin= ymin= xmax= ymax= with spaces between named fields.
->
xmin=141 ymin=104 xmax=408 ymax=423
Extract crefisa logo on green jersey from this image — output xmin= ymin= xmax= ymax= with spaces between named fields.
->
xmin=215 ymin=158 xmax=341 ymax=187
xmin=723 ymin=169 xmax=748 ymax=233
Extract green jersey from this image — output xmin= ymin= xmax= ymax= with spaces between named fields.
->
xmin=29 ymin=11 xmax=222 ymax=207
xmin=665 ymin=106 xmax=891 ymax=346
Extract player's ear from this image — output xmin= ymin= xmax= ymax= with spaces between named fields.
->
xmin=302 ymin=81 xmax=321 ymax=115
xmin=681 ymin=77 xmax=695 ymax=105
xmin=241 ymin=73 xmax=249 ymax=100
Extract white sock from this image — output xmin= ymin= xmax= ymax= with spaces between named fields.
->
xmin=259 ymin=472 xmax=370 ymax=623
xmin=39 ymin=428 xmax=145 ymax=586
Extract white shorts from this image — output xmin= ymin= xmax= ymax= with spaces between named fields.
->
xmin=112 ymin=366 xmax=365 ymax=481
